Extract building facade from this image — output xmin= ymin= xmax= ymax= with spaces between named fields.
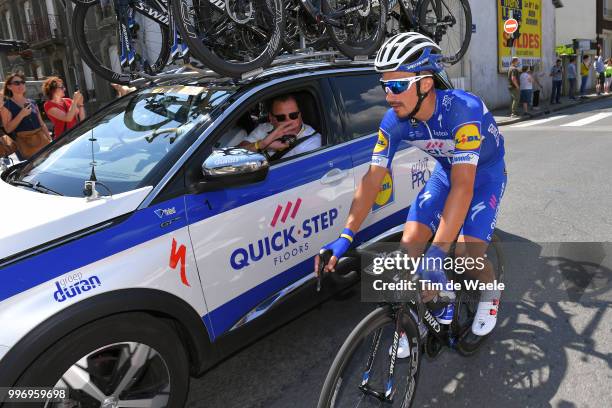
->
xmin=0 ymin=0 xmax=115 ymax=106
xmin=597 ymin=0 xmax=612 ymax=59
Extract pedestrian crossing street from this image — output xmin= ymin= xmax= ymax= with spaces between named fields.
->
xmin=509 ymin=111 xmax=612 ymax=129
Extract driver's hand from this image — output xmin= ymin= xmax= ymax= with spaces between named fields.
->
xmin=262 ymin=122 xmax=294 ymax=150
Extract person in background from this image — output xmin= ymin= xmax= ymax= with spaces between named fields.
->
xmin=43 ymin=77 xmax=85 ymax=140
xmin=579 ymin=55 xmax=590 ymax=99
xmin=0 ymin=89 xmax=17 ymax=159
xmin=519 ymin=65 xmax=533 ymax=116
xmin=111 ymin=83 xmax=137 ymax=98
xmin=1 ymin=73 xmax=51 ymax=160
xmin=594 ymin=54 xmax=605 ymax=96
xmin=531 ymin=63 xmax=545 ymax=110
xmin=604 ymin=58 xmax=612 ymax=94
xmin=566 ymin=56 xmax=577 ymax=100
xmin=549 ymin=59 xmax=563 ymax=104
xmin=507 ymin=57 xmax=521 ymax=118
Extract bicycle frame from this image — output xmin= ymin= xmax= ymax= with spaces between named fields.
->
xmin=112 ymin=0 xmax=187 ymax=68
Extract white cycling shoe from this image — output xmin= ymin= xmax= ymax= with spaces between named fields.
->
xmin=389 ymin=332 xmax=410 ymax=359
xmin=471 ymin=299 xmax=500 ymax=336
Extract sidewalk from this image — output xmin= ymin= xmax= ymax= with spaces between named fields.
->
xmin=493 ymin=91 xmax=612 ymax=126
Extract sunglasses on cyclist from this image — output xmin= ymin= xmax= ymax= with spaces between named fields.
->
xmin=273 ymin=111 xmax=300 ymax=122
xmin=379 ymin=75 xmax=432 ymax=95
xmin=10 ymin=80 xmax=26 ymax=86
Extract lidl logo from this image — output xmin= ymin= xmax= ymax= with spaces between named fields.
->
xmin=373 ymin=172 xmax=394 ymax=212
xmin=454 ymin=124 xmax=481 ymax=150
xmin=373 ymin=130 xmax=389 ymax=153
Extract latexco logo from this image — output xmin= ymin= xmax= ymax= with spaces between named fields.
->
xmin=53 ymin=272 xmax=102 ymax=303
xmin=230 ymin=199 xmax=339 ymax=270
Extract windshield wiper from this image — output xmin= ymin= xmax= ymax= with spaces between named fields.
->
xmin=8 ymin=179 xmax=64 ymax=196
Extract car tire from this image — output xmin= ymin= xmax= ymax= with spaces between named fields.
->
xmin=12 ymin=312 xmax=190 ymax=408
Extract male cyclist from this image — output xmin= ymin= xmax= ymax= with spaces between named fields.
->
xmin=316 ymin=32 xmax=507 ymax=343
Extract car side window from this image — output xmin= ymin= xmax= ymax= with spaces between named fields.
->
xmin=330 ymin=73 xmax=388 ymax=139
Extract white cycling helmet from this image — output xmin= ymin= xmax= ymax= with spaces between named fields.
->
xmin=375 ymin=32 xmax=443 ymax=73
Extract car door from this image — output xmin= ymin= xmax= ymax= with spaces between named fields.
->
xmin=329 ymin=71 xmax=436 ymax=244
xmin=183 ymin=78 xmax=356 ymax=340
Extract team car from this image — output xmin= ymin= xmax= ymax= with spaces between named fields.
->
xmin=0 ymin=60 xmax=452 ymax=406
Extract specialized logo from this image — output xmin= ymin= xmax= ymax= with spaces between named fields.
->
xmin=373 ymin=172 xmax=394 ymax=211
xmin=418 ymin=191 xmax=432 ymax=209
xmin=230 ymin=204 xmax=339 ymax=270
xmin=270 ymin=198 xmax=302 ymax=227
xmin=411 ymin=158 xmax=431 ymax=190
xmin=488 ymin=123 xmax=501 ymax=147
xmin=374 ymin=130 xmax=389 ymax=154
xmin=170 ymin=238 xmax=190 ymax=287
xmin=53 ymin=272 xmax=101 ymax=303
xmin=455 ymin=124 xmax=481 ymax=150
xmin=470 ymin=201 xmax=486 ymax=222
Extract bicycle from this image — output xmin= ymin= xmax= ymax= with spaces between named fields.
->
xmin=71 ymin=0 xmax=187 ymax=85
xmin=173 ymin=0 xmax=388 ymax=78
xmin=386 ymin=0 xmax=472 ymax=65
xmin=317 ymin=233 xmax=504 ymax=407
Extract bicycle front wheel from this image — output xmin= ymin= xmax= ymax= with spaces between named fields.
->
xmin=323 ymin=0 xmax=388 ymax=59
xmin=72 ymin=0 xmax=171 ymax=85
xmin=172 ymin=0 xmax=284 ymax=77
xmin=318 ymin=306 xmax=422 ymax=408
xmin=419 ymin=0 xmax=472 ymax=65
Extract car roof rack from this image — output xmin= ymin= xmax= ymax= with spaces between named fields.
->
xmin=129 ymin=50 xmax=375 ymax=88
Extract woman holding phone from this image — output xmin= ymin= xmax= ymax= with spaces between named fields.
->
xmin=1 ymin=73 xmax=51 ymax=159
xmin=43 ymin=76 xmax=85 ymax=139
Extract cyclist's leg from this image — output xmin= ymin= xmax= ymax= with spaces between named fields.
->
xmin=458 ymin=162 xmax=507 ymax=335
xmin=402 ymin=164 xmax=449 ymax=302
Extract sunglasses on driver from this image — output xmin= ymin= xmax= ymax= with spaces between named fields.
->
xmin=380 ymin=75 xmax=433 ymax=95
xmin=273 ymin=111 xmax=300 ymax=122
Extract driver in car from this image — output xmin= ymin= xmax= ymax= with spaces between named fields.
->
xmin=239 ymin=94 xmax=321 ymax=159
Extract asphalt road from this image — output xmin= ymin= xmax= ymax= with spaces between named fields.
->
xmin=187 ymin=97 xmax=612 ymax=408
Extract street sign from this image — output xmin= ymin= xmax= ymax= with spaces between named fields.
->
xmin=504 ymin=19 xmax=518 ymax=34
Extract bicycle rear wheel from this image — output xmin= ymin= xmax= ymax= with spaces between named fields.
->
xmin=173 ymin=0 xmax=284 ymax=78
xmin=72 ymin=0 xmax=171 ymax=85
xmin=418 ymin=0 xmax=471 ymax=65
xmin=323 ymin=0 xmax=388 ymax=59
xmin=318 ymin=306 xmax=421 ymax=408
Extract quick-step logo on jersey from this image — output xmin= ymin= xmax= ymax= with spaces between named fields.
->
xmin=372 ymin=171 xmax=394 ymax=212
xmin=230 ymin=202 xmax=339 ymax=270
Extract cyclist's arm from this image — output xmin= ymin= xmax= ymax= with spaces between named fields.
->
xmin=432 ymin=163 xmax=475 ymax=252
xmin=344 ymin=165 xmax=389 ymax=233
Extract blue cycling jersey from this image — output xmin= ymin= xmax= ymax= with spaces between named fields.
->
xmin=371 ymin=88 xmax=505 ymax=172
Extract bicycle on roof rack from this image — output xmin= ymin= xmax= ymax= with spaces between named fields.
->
xmin=70 ymin=0 xmax=189 ymax=85
xmin=386 ymin=0 xmax=472 ymax=65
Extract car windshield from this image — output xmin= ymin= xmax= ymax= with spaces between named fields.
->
xmin=14 ymin=84 xmax=233 ymax=197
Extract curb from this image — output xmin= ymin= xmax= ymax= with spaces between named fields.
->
xmin=495 ymin=93 xmax=612 ymax=126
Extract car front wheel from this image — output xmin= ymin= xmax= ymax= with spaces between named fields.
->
xmin=13 ymin=312 xmax=190 ymax=408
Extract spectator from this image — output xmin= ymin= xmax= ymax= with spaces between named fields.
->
xmin=519 ymin=65 xmax=533 ymax=115
xmin=239 ymin=94 xmax=321 ymax=160
xmin=507 ymin=57 xmax=521 ymax=118
xmin=0 ymin=89 xmax=17 ymax=159
xmin=111 ymin=83 xmax=136 ymax=98
xmin=594 ymin=54 xmax=605 ymax=95
xmin=579 ymin=55 xmax=590 ymax=99
xmin=1 ymin=73 xmax=51 ymax=160
xmin=605 ymin=58 xmax=612 ymax=94
xmin=567 ymin=56 xmax=577 ymax=100
xmin=531 ymin=63 xmax=545 ymax=109
xmin=549 ymin=59 xmax=563 ymax=104
xmin=43 ymin=77 xmax=86 ymax=140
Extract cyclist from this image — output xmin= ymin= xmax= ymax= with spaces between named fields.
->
xmin=316 ymin=32 xmax=507 ymax=346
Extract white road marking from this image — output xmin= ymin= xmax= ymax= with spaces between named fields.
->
xmin=510 ymin=115 xmax=568 ymax=128
xmin=561 ymin=112 xmax=612 ymax=127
